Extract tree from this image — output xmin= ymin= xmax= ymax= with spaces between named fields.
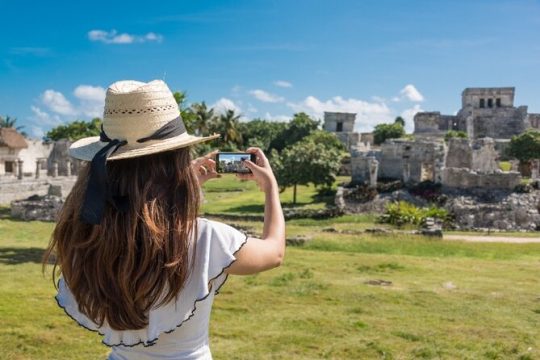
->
xmin=0 ymin=115 xmax=26 ymax=135
xmin=173 ymin=91 xmax=187 ymax=109
xmin=239 ymin=119 xmax=287 ymax=153
xmin=508 ymin=130 xmax=540 ymax=163
xmin=373 ymin=121 xmax=405 ymax=145
xmin=272 ymin=131 xmax=344 ymax=204
xmin=173 ymin=90 xmax=197 ymax=134
xmin=394 ymin=116 xmax=405 ymax=127
xmin=45 ymin=118 xmax=102 ymax=141
xmin=217 ymin=109 xmax=243 ymax=148
xmin=270 ymin=112 xmax=320 ymax=152
xmin=190 ymin=102 xmax=215 ymax=136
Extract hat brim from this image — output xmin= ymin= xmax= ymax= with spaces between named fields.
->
xmin=69 ymin=133 xmax=221 ymax=162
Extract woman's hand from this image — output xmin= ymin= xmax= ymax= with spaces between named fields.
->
xmin=236 ymin=147 xmax=278 ymax=193
xmin=192 ymin=150 xmax=219 ymax=185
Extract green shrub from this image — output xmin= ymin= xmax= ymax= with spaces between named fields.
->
xmin=377 ymin=201 xmax=450 ymax=227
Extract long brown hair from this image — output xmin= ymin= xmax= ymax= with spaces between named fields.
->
xmin=43 ymin=147 xmax=200 ymax=330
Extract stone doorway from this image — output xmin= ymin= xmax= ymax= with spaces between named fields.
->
xmin=4 ymin=161 xmax=14 ymax=174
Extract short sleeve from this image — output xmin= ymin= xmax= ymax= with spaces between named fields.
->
xmin=197 ymin=218 xmax=249 ymax=295
xmin=55 ymin=217 xmax=248 ymax=348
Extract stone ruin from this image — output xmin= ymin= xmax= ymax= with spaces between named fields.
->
xmin=10 ymin=185 xmax=64 ymax=221
xmin=323 ymin=112 xmax=373 ymax=151
xmin=0 ymin=139 xmax=79 ymax=205
xmin=330 ymin=86 xmax=540 ymax=232
xmin=414 ymin=87 xmax=540 ymax=140
xmin=341 ymin=136 xmax=539 ymax=231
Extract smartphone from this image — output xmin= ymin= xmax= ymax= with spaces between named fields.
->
xmin=216 ymin=152 xmax=256 ymax=174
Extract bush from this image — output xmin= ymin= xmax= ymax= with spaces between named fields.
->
xmin=377 ymin=201 xmax=451 ymax=227
xmin=444 ymin=130 xmax=467 ymax=142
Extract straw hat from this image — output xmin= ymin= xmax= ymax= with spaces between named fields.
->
xmin=69 ymin=80 xmax=220 ymax=161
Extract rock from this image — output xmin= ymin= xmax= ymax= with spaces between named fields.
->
xmin=11 ymin=194 xmax=63 ymax=221
xmin=365 ymin=228 xmax=391 ymax=234
xmin=442 ymin=281 xmax=457 ymax=290
xmin=47 ymin=184 xmax=62 ymax=197
xmin=364 ymin=279 xmax=392 ymax=286
xmin=286 ymin=236 xmax=312 ymax=246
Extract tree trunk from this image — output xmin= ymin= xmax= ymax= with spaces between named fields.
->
xmin=293 ymin=183 xmax=297 ymax=205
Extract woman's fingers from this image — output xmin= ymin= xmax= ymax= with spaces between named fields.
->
xmin=246 ymin=147 xmax=269 ymax=166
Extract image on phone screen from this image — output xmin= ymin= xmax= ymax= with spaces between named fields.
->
xmin=216 ymin=153 xmax=254 ymax=174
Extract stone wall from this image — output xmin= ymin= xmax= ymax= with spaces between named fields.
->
xmin=470 ymin=106 xmax=528 ymax=139
xmin=445 ymin=139 xmax=472 ymax=169
xmin=360 ymin=132 xmax=374 ymax=145
xmin=47 ymin=140 xmax=83 ymax=176
xmin=442 ymin=168 xmax=521 ymax=190
xmin=529 ymin=113 xmax=540 ymax=129
xmin=379 ymin=139 xmax=446 ymax=183
xmin=18 ymin=140 xmax=53 ymax=174
xmin=0 ymin=177 xmax=76 ymax=204
xmin=445 ymin=190 xmax=540 ymax=231
xmin=335 ymin=132 xmax=361 ymax=150
xmin=414 ymin=112 xmax=442 ymax=135
xmin=323 ymin=112 xmax=356 ymax=132
xmin=461 ymin=87 xmax=515 ymax=108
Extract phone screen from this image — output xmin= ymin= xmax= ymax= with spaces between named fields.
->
xmin=216 ymin=152 xmax=256 ymax=174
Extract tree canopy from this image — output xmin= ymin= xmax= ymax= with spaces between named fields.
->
xmin=508 ymin=130 xmax=540 ymax=163
xmin=272 ymin=130 xmax=344 ymax=204
xmin=0 ymin=115 xmax=26 ymax=136
xmin=45 ymin=118 xmax=102 ymax=141
xmin=270 ymin=112 xmax=320 ymax=152
xmin=373 ymin=118 xmax=406 ymax=145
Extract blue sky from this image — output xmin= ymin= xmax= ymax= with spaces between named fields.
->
xmin=1 ymin=0 xmax=539 ymax=138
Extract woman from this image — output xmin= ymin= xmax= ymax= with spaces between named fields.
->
xmin=44 ymin=80 xmax=285 ymax=359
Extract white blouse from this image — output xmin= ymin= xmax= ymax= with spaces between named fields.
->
xmin=55 ymin=218 xmax=248 ymax=359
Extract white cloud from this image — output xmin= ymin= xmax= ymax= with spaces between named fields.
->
xmin=74 ymin=85 xmax=106 ymax=117
xmin=288 ymin=95 xmax=393 ymax=132
xmin=29 ymin=125 xmax=45 ymax=139
xmin=74 ymin=85 xmax=106 ymax=102
xmin=249 ymin=89 xmax=284 ymax=103
xmin=211 ymin=98 xmax=242 ymax=115
xmin=273 ymin=80 xmax=293 ymax=88
xmin=31 ymin=106 xmax=62 ymax=126
xmin=37 ymin=84 xmax=106 ymax=120
xmin=41 ymin=90 xmax=76 ymax=115
xmin=88 ymin=29 xmax=163 ymax=44
xmin=399 ymin=84 xmax=424 ymax=102
xmin=401 ymin=104 xmax=423 ymax=132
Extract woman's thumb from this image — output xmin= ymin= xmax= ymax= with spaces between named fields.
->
xmin=243 ymin=160 xmax=259 ymax=172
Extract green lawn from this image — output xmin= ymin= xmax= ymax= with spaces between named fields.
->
xmin=1 ymin=179 xmax=539 ymax=359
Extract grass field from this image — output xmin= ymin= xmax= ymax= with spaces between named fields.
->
xmin=1 ymin=176 xmax=539 ymax=359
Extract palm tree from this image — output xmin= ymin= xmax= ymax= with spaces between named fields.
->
xmin=219 ymin=109 xmax=242 ymax=146
xmin=0 ymin=115 xmax=26 ymax=136
xmin=191 ymin=102 xmax=215 ymax=136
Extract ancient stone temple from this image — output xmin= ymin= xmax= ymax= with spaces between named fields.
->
xmin=414 ymin=87 xmax=540 ymax=139
xmin=0 ymin=128 xmax=28 ymax=177
xmin=323 ymin=112 xmax=372 ymax=151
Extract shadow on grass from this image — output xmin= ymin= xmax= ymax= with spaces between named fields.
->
xmin=226 ymin=204 xmax=265 ymax=213
xmin=0 ymin=247 xmax=49 ymax=265
xmin=311 ymin=190 xmax=337 ymax=207
xmin=0 ymin=207 xmax=11 ymax=220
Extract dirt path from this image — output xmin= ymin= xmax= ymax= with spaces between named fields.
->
xmin=443 ymin=234 xmax=540 ymax=243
